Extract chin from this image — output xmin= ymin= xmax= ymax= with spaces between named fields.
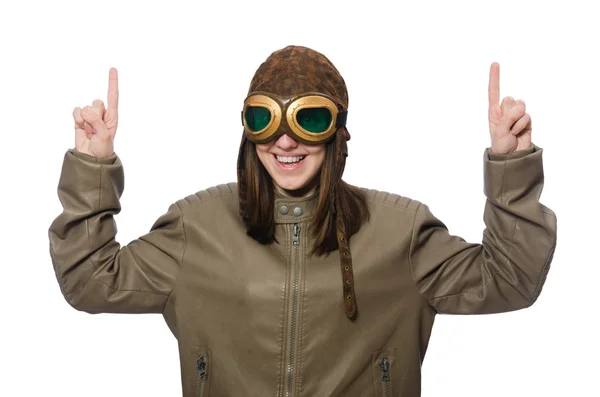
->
xmin=273 ymin=177 xmax=310 ymax=191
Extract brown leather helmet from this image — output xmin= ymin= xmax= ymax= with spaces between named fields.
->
xmin=242 ymin=45 xmax=351 ymax=145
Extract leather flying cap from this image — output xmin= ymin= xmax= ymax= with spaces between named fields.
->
xmin=247 ymin=45 xmax=349 ymax=121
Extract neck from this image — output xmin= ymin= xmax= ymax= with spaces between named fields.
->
xmin=274 ymin=178 xmax=319 ymax=199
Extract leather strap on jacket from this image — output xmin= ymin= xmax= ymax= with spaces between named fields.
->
xmin=336 ymin=209 xmax=357 ymax=320
xmin=332 ymin=126 xmax=357 ymax=320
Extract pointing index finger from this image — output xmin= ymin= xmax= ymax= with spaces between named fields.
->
xmin=488 ymin=62 xmax=500 ymax=107
xmin=107 ymin=67 xmax=119 ymax=114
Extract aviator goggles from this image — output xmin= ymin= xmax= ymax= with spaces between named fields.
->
xmin=241 ymin=92 xmax=348 ymax=145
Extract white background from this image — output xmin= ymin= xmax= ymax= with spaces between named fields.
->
xmin=1 ymin=0 xmax=598 ymax=396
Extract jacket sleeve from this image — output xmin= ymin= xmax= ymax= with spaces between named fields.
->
xmin=409 ymin=144 xmax=557 ymax=314
xmin=48 ymin=149 xmax=186 ymax=314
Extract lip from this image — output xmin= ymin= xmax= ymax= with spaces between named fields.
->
xmin=272 ymin=154 xmax=307 ymax=172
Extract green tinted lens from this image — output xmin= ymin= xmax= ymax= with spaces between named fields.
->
xmin=296 ymin=108 xmax=332 ymax=133
xmin=245 ymin=106 xmax=272 ymax=132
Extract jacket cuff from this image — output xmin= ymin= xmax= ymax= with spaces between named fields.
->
xmin=69 ymin=148 xmax=118 ymax=165
xmin=60 ymin=148 xmax=124 ymax=211
xmin=483 ymin=144 xmax=544 ymax=206
xmin=486 ymin=143 xmax=536 ymax=161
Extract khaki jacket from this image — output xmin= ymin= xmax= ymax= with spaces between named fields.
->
xmin=48 ymin=144 xmax=556 ymax=397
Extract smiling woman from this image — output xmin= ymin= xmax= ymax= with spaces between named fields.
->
xmin=237 ymin=47 xmax=370 ymax=262
xmin=48 ymin=45 xmax=557 ymax=397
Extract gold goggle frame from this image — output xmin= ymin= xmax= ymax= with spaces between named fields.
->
xmin=241 ymin=92 xmax=347 ymax=144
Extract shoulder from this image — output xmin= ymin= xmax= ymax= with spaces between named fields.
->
xmin=353 ymin=187 xmax=427 ymax=239
xmin=173 ymin=182 xmax=239 ymax=216
xmin=359 ymin=187 xmax=422 ymax=214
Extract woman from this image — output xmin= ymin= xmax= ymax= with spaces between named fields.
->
xmin=49 ymin=46 xmax=557 ymax=396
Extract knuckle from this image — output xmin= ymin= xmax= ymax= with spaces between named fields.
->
xmin=501 ymin=97 xmax=516 ymax=109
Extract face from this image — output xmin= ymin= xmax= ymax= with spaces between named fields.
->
xmin=256 ymin=134 xmax=326 ymax=196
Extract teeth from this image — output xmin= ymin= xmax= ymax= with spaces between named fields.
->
xmin=276 ymin=155 xmax=306 ymax=163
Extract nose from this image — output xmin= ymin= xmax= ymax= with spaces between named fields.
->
xmin=275 ymin=133 xmax=299 ymax=150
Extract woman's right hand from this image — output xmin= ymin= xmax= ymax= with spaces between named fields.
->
xmin=73 ymin=68 xmax=119 ymax=158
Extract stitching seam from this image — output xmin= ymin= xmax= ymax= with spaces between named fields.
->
xmin=407 ymin=203 xmax=434 ymax=309
xmin=77 ymin=161 xmax=104 ymax=300
xmin=162 ymin=202 xmax=187 ymax=313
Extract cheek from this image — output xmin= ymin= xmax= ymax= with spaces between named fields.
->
xmin=309 ymin=147 xmax=326 ymax=168
xmin=255 ymin=144 xmax=272 ymax=165
xmin=255 ymin=143 xmax=269 ymax=154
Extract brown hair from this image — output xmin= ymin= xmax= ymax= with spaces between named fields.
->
xmin=238 ymin=45 xmax=369 ymax=318
xmin=237 ymin=126 xmax=370 ymax=255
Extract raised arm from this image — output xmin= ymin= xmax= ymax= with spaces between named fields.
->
xmin=409 ymin=63 xmax=557 ymax=314
xmin=410 ymin=145 xmax=556 ymax=314
xmin=48 ymin=68 xmax=186 ymax=314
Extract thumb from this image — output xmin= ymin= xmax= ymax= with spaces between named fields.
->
xmin=81 ymin=106 xmax=110 ymax=140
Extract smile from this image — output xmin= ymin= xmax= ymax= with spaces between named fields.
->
xmin=276 ymin=155 xmax=306 ymax=163
xmin=273 ymin=154 xmax=307 ymax=170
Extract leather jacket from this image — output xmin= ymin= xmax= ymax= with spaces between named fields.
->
xmin=48 ymin=143 xmax=556 ymax=396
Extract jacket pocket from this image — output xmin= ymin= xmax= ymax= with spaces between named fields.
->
xmin=192 ymin=346 xmax=211 ymax=397
xmin=372 ymin=349 xmax=399 ymax=397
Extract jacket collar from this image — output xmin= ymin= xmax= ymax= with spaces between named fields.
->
xmin=273 ymin=188 xmax=319 ymax=224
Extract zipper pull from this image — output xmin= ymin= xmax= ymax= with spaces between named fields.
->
xmin=380 ymin=358 xmax=390 ymax=382
xmin=197 ymin=356 xmax=207 ymax=378
xmin=292 ymin=224 xmax=300 ymax=246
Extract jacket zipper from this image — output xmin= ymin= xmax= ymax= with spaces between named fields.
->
xmin=286 ymin=223 xmax=301 ymax=397
xmin=196 ymin=356 xmax=207 ymax=397
xmin=379 ymin=358 xmax=391 ymax=397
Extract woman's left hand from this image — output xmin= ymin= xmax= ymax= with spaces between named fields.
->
xmin=487 ymin=62 xmax=532 ymax=154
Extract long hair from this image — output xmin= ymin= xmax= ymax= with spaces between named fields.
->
xmin=237 ymin=127 xmax=370 ymax=255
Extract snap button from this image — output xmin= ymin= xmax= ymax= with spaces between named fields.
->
xmin=279 ymin=205 xmax=289 ymax=215
xmin=293 ymin=207 xmax=303 ymax=216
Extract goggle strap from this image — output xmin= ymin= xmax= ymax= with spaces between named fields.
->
xmin=336 ymin=111 xmax=348 ymax=128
